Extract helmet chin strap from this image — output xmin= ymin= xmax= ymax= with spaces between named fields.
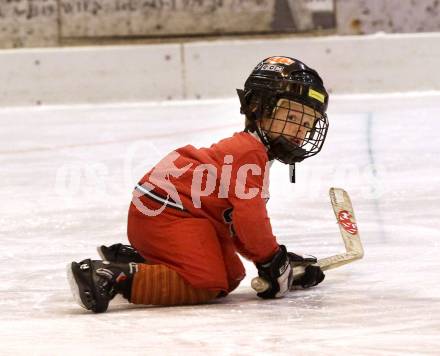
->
xmin=289 ymin=163 xmax=296 ymax=183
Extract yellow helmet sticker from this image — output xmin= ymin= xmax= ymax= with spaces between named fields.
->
xmin=308 ymin=88 xmax=325 ymax=103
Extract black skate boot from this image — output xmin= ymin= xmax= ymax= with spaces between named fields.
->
xmin=97 ymin=243 xmax=146 ymax=264
xmin=67 ymin=259 xmax=138 ymax=313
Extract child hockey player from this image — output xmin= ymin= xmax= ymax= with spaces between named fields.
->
xmin=67 ymin=56 xmax=329 ymax=313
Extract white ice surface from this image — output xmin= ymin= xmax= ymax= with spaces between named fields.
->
xmin=0 ymin=94 xmax=439 ymax=355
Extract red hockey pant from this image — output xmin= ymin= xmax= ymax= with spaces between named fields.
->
xmin=127 ymin=201 xmax=245 ymax=293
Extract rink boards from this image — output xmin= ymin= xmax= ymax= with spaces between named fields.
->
xmin=0 ymin=32 xmax=440 ymax=106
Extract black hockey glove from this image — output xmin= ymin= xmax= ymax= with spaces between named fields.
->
xmin=256 ymin=245 xmax=293 ymax=299
xmin=288 ymin=252 xmax=325 ymax=289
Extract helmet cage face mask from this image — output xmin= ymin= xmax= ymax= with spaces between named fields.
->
xmin=260 ymin=98 xmax=329 ymax=164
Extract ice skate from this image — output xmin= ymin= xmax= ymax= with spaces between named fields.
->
xmin=97 ymin=243 xmax=146 ymax=264
xmin=67 ymin=258 xmax=137 ymax=313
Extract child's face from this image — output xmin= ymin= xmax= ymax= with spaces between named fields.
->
xmin=260 ymin=99 xmax=320 ymax=146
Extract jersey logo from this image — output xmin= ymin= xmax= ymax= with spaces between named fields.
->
xmin=337 ymin=210 xmax=358 ymax=235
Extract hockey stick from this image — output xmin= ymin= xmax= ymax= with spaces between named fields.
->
xmin=251 ymin=188 xmax=364 ymax=293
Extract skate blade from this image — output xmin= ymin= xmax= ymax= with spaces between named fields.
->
xmin=96 ymin=246 xmax=105 ymax=260
xmin=66 ymin=262 xmax=88 ymax=310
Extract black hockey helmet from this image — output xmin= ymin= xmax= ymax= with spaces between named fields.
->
xmin=237 ymin=56 xmax=329 ymax=168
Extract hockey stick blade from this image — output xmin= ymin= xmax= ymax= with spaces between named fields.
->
xmin=251 ymin=188 xmax=364 ymax=293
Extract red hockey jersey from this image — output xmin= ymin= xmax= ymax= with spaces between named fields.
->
xmin=135 ymin=131 xmax=279 ymax=264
